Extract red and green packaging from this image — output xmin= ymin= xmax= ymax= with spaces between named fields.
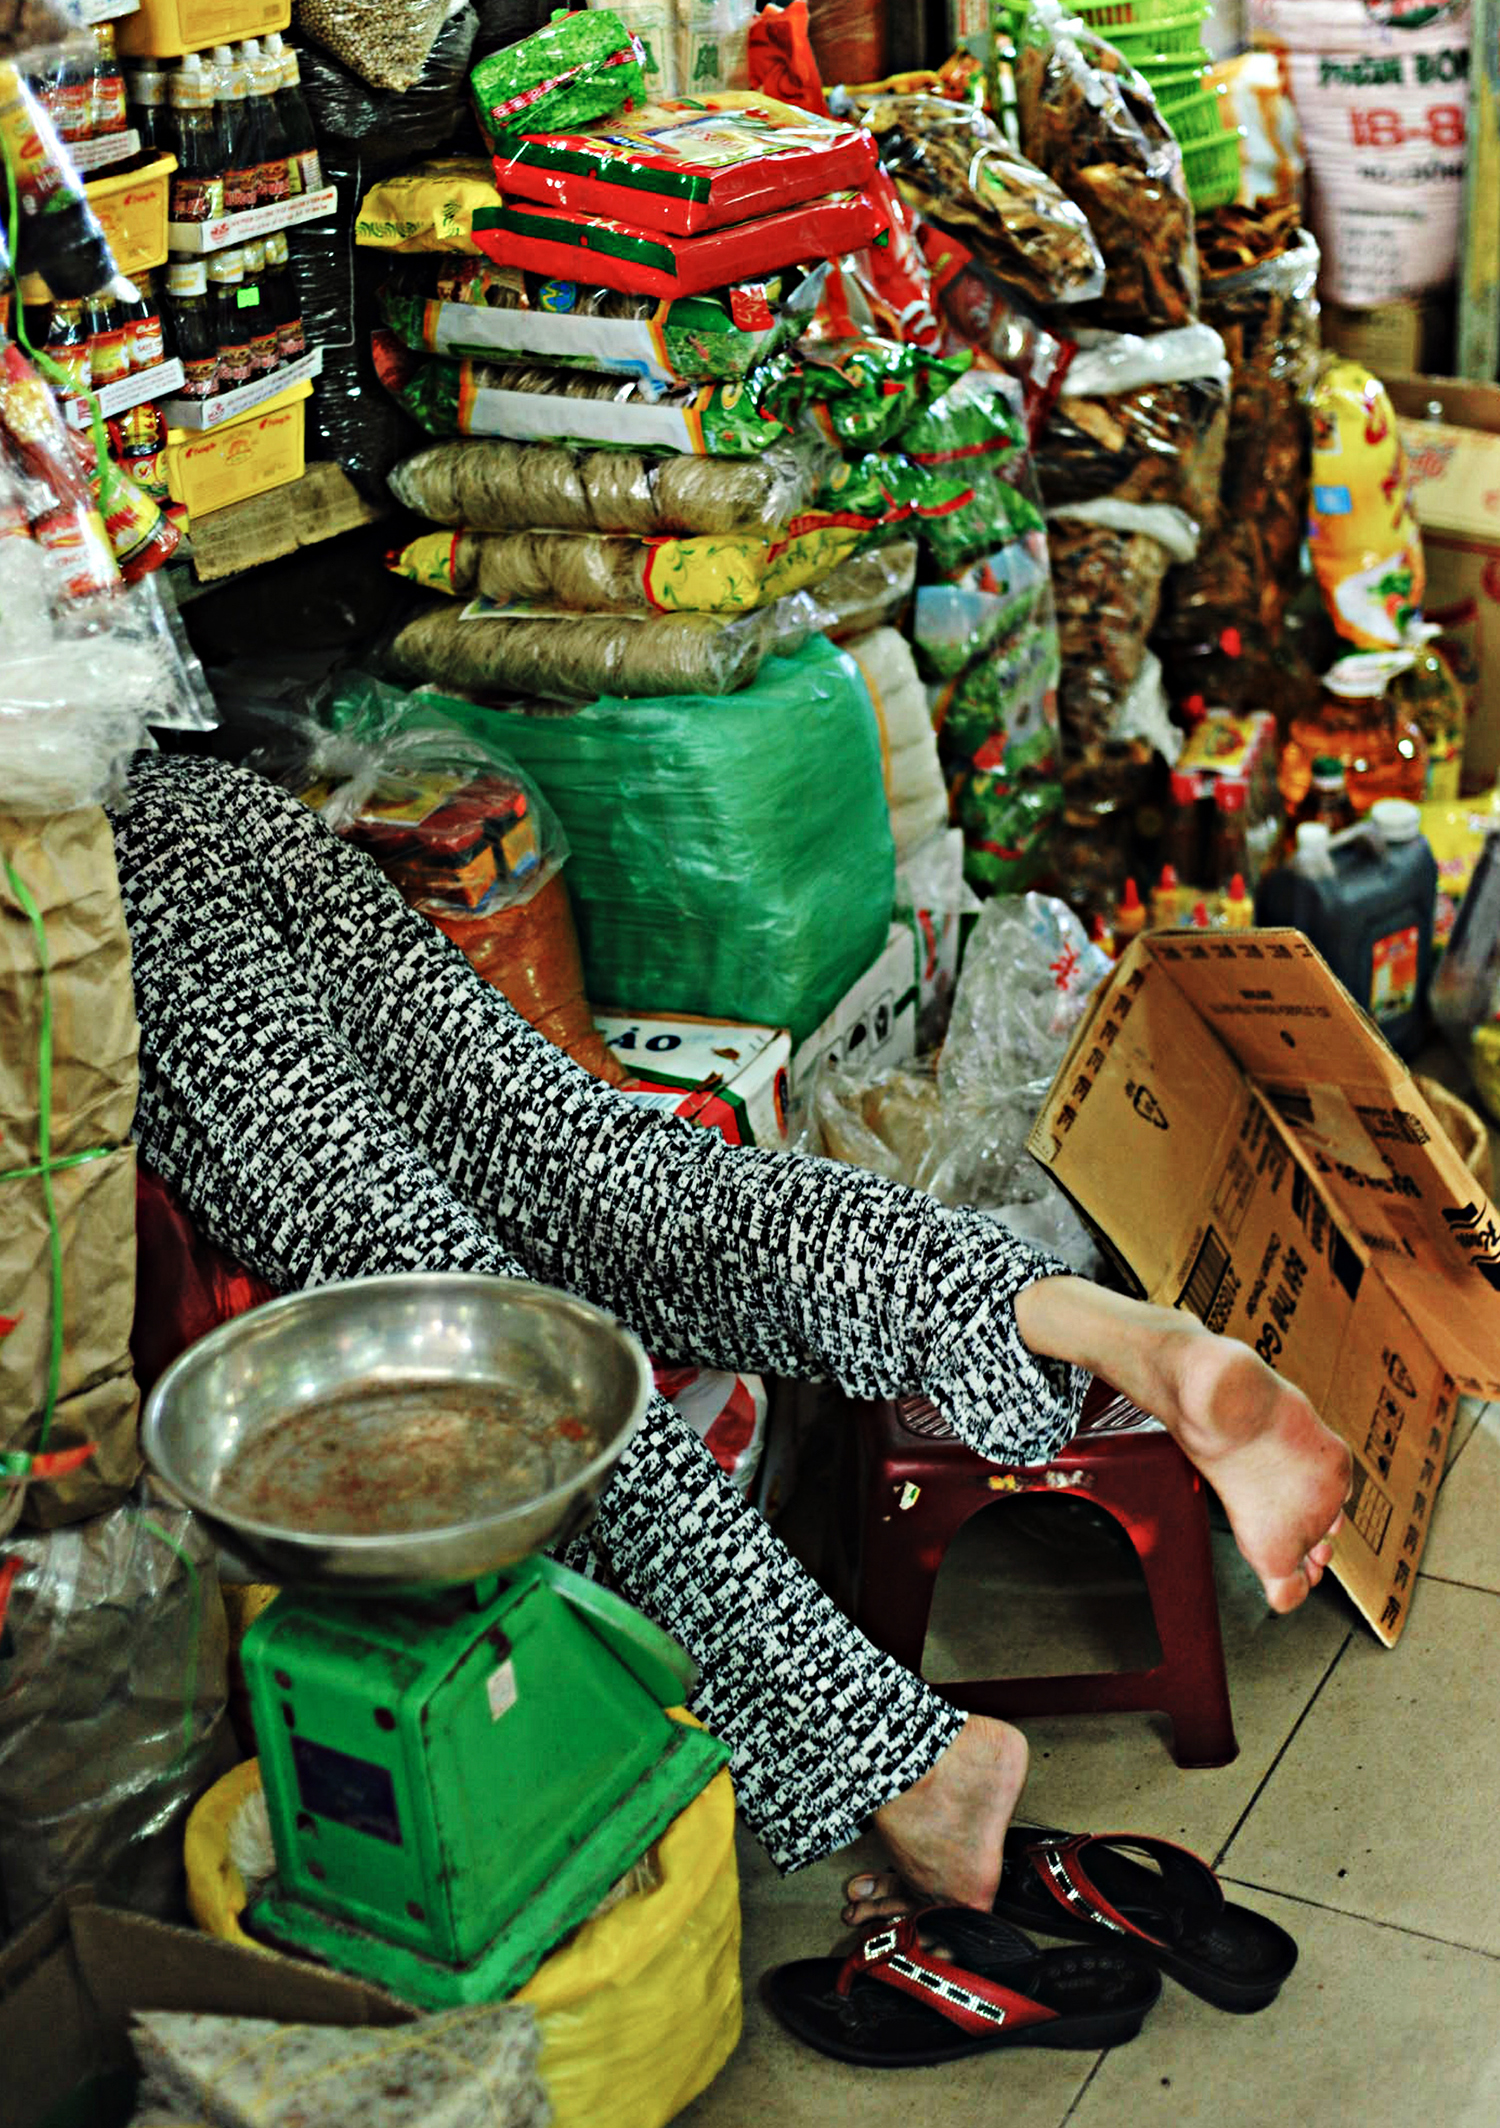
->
xmin=471 ymin=186 xmax=888 ymax=301
xmin=490 ymin=92 xmax=878 ymax=236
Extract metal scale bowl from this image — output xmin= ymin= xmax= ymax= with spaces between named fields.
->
xmin=142 ymin=1273 xmax=729 ymax=2008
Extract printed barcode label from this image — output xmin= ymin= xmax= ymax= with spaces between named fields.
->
xmin=1178 ymin=1225 xmax=1232 ymax=1328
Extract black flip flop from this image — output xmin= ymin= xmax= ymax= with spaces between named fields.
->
xmin=993 ymin=1827 xmax=1298 ymax=2014
xmin=763 ymin=1907 xmax=1161 ymax=2068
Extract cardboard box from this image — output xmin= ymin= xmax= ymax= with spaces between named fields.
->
xmin=790 ymin=923 xmax=920 ymax=1100
xmin=0 ymin=1892 xmax=409 ymax=2128
xmin=118 ymin=0 xmax=289 ymax=56
xmin=594 ymin=1011 xmax=792 ymax=1147
xmin=1027 ymin=929 xmax=1500 ymax=1646
xmin=1388 ymin=374 xmax=1500 ymax=791
xmin=1322 ymin=294 xmax=1453 ymax=381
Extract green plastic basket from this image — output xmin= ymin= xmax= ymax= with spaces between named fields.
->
xmin=1102 ymin=14 xmax=1212 ymax=57
xmin=1142 ymin=58 xmax=1209 ymax=95
xmin=1071 ymin=0 xmax=1208 ymax=27
xmin=1181 ymin=128 xmax=1241 ymax=210
xmin=1159 ymin=84 xmax=1228 ymax=143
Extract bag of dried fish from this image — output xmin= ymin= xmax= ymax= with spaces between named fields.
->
xmin=1048 ymin=500 xmax=1199 ymax=760
xmin=387 ymin=600 xmax=777 ymax=699
xmin=1154 ymin=217 xmax=1319 ymax=695
xmin=1034 ymin=325 xmax=1231 ymax=522
xmin=387 ymin=433 xmax=834 ymax=535
xmin=850 ymin=92 xmax=1106 ymax=312
xmin=373 ymin=327 xmax=796 ymax=454
xmin=1015 ymin=2 xmax=1197 ymax=330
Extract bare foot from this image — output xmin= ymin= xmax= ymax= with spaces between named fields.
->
xmin=846 ymin=1715 xmax=1029 ymax=1928
xmin=1165 ymin=1329 xmax=1351 ymax=1614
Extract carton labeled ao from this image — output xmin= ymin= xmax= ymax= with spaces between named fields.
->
xmin=1027 ymin=928 xmax=1500 ymax=1645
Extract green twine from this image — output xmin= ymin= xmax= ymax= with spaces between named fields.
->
xmin=135 ymin=1512 xmax=204 ymax=1772
xmin=1 ymin=856 xmax=64 ymax=1454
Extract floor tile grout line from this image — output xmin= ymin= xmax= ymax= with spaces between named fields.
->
xmin=1058 ymin=2049 xmax=1109 ymax=2125
xmin=1211 ymin=1629 xmax=1354 ymax=1872
xmin=1415 ymin=1567 xmax=1500 ymax=1594
xmin=1211 ymin=1877 xmax=1500 ymax=1963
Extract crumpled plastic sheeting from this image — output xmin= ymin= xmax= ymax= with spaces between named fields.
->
xmin=0 ymin=1500 xmax=230 ymax=1936
xmin=809 ymin=892 xmax=1111 ymax=1270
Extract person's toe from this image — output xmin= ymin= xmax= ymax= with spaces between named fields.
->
xmin=842 ymin=1892 xmax=912 ymax=1926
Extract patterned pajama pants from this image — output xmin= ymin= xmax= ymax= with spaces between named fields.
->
xmin=111 ymin=753 xmax=1085 ymax=1870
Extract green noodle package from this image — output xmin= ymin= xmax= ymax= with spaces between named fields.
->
xmin=471 ymin=9 xmax=645 ymax=148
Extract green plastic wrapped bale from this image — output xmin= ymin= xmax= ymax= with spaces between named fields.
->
xmin=411 ymin=637 xmax=895 ymax=1041
xmin=471 ymin=9 xmax=644 ymax=148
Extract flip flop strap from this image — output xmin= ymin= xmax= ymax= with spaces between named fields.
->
xmin=1023 ymin=1831 xmax=1224 ymax=1951
xmin=837 ymin=1917 xmax=1059 ymax=2038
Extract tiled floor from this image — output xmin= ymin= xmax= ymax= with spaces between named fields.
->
xmin=679 ymin=1395 xmax=1500 ymax=2128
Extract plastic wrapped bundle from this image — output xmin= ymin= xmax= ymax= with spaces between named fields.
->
xmin=1034 ymin=325 xmax=1232 ymax=523
xmin=0 ymin=1502 xmax=229 ymax=1935
xmin=297 ymin=8 xmax=479 ymax=154
xmin=416 ymin=636 xmax=895 ymax=1040
xmin=387 ymin=432 xmax=833 ymax=534
xmin=388 ymin=599 xmax=777 ymax=700
xmin=1048 ymin=501 xmax=1199 ymax=762
xmin=843 ymin=626 xmax=947 ymax=857
xmin=778 ymin=537 xmax=916 ymax=641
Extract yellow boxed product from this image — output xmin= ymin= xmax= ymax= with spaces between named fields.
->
xmin=88 ymin=152 xmax=175 ymax=278
xmin=1028 ymin=928 xmax=1500 ymax=1648
xmin=165 ymin=379 xmax=310 ymax=522
xmin=117 ymin=0 xmax=289 ymax=56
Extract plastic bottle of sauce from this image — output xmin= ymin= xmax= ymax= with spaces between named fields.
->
xmin=89 ymin=24 xmax=127 ymax=138
xmin=265 ymin=33 xmax=322 ymax=196
xmin=0 ymin=62 xmax=114 ymax=294
xmin=262 ymin=230 xmax=304 ymax=363
xmin=1278 ymin=651 xmax=1428 ymax=818
xmin=240 ymin=237 xmax=280 ymax=377
xmin=1211 ymin=776 xmax=1250 ymax=892
xmin=208 ymin=246 xmax=253 ymax=392
xmin=1221 ymin=872 xmax=1253 ymax=929
xmin=212 ymin=43 xmax=257 ymax=218
xmin=1255 ymin=802 xmax=1438 ymax=1059
xmin=167 ymin=53 xmax=226 ymax=224
xmin=241 ymin=38 xmax=290 ymax=206
xmin=1112 ymin=875 xmax=1145 ymax=954
xmin=126 ymin=64 xmax=168 ymax=152
xmin=42 ymin=295 xmax=92 ymax=412
xmin=1149 ymin=863 xmax=1182 ymax=930
xmin=84 ymin=281 xmax=133 ymax=389
xmin=117 ymin=268 xmax=164 ymax=372
xmin=163 ymin=255 xmax=218 ymax=398
xmin=1293 ymin=754 xmax=1357 ymax=842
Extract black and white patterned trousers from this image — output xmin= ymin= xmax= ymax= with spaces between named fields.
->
xmin=109 ymin=753 xmax=1086 ymax=1872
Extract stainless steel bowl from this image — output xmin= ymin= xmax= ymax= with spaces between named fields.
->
xmin=140 ymin=1274 xmax=652 ymax=1591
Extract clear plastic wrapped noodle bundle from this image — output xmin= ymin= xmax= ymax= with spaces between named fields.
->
xmin=1015 ymin=0 xmax=1198 ymax=330
xmin=412 ymin=634 xmax=895 ymax=1042
xmin=385 ymin=510 xmax=868 ymax=613
xmin=373 ymin=328 xmax=796 ymax=454
xmin=0 ymin=1502 xmax=228 ymax=1934
xmin=1034 ymin=324 xmax=1231 ymax=523
xmin=774 ymin=536 xmax=917 ymax=643
xmin=387 ymin=431 xmax=835 ymax=534
xmin=376 ymin=254 xmax=825 ymax=384
xmin=844 ymin=90 xmax=1106 ymax=312
xmin=387 ymin=597 xmax=778 ymax=700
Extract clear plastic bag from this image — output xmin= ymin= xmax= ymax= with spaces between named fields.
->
xmin=470 ymin=6 xmax=645 ymax=146
xmin=298 ymin=10 xmax=479 ymax=153
xmin=1432 ymin=827 xmax=1500 ymax=1125
xmin=847 ymin=90 xmax=1106 ymax=311
xmin=918 ymin=224 xmax=1076 ymax=444
xmin=893 ymin=825 xmax=979 ymax=1048
xmin=770 ymin=535 xmax=917 ymax=642
xmin=1155 ymin=221 xmax=1320 ymax=689
xmin=0 ymin=1499 xmax=230 ymax=1935
xmin=296 ymin=0 xmax=451 ymax=96
xmin=388 ymin=597 xmax=777 ymax=700
xmin=1047 ymin=500 xmax=1198 ymax=761
xmin=1035 ymin=324 xmax=1231 ymax=521
xmin=245 ymin=710 xmax=569 ymax=914
xmin=914 ymin=526 xmax=1052 ymax=681
xmin=388 ymin=431 xmax=834 ymax=534
xmin=1015 ymin=0 xmax=1197 ymax=330
xmin=808 ymin=891 xmax=1107 ymax=1266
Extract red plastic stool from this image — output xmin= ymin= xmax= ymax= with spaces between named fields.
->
xmin=846 ymin=1380 xmax=1238 ymax=1768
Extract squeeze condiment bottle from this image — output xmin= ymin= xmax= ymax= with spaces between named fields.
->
xmin=1221 ymin=872 xmax=1252 ymax=929
xmin=1149 ymin=863 xmax=1182 ymax=930
xmin=1112 ymin=875 xmax=1145 ymax=953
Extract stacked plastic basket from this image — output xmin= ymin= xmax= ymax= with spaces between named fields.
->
xmin=996 ymin=0 xmax=1241 ymax=212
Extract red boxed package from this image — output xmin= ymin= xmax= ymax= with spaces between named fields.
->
xmin=491 ymin=92 xmax=878 ymax=237
xmin=472 ymin=186 xmax=888 ymax=301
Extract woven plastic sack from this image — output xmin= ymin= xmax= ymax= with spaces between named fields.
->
xmin=186 ymin=1735 xmax=741 ymax=2128
xmin=410 ymin=636 xmax=895 ymax=1041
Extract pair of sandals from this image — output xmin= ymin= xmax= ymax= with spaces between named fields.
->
xmin=766 ymin=1826 xmax=1299 ymax=2068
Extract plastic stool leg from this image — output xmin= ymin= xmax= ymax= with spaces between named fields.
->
xmin=1128 ymin=1463 xmax=1238 ymax=1769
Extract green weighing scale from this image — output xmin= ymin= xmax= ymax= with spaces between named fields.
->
xmin=142 ymin=1273 xmax=729 ymax=2008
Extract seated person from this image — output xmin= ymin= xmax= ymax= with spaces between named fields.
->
xmin=110 ymin=751 xmax=1349 ymax=1913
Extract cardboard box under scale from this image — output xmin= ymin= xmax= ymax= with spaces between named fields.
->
xmin=1027 ymin=928 xmax=1500 ymax=1646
